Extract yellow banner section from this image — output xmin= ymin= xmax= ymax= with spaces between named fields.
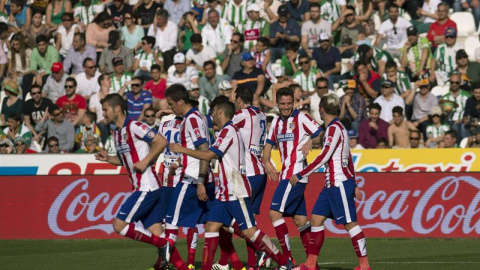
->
xmin=270 ymin=149 xmax=480 ymax=172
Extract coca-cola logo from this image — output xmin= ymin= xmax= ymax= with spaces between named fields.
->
xmin=325 ymin=176 xmax=480 ymax=236
xmin=48 ymin=178 xmax=130 ymax=236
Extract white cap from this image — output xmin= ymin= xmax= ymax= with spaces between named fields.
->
xmin=187 ymin=82 xmax=199 ymax=91
xmin=173 ymin=53 xmax=186 ymax=64
xmin=247 ymin=3 xmax=260 ymax=12
xmin=273 ymin=67 xmax=285 ymax=78
xmin=219 ymin=80 xmax=232 ymax=90
xmin=319 ymin=32 xmax=330 ymax=41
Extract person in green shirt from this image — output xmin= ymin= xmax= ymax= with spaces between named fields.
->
xmin=280 ymin=42 xmax=300 ymax=77
xmin=236 ymin=3 xmax=269 ymax=50
xmin=400 ymin=26 xmax=431 ymax=81
xmin=178 ymin=12 xmax=203 ymax=53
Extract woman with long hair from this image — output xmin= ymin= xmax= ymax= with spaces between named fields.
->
xmin=7 ymin=33 xmax=31 ymax=86
xmin=86 ymin=11 xmax=115 ymax=58
xmin=23 ymin=10 xmax=50 ymax=49
xmin=120 ymin=11 xmax=144 ymax=51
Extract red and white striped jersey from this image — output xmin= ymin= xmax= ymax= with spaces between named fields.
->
xmin=231 ymin=106 xmax=266 ymax=177
xmin=209 ymin=122 xmax=251 ymax=201
xmin=296 ymin=119 xmax=355 ymax=188
xmin=115 ymin=119 xmax=161 ymax=191
xmin=180 ymin=107 xmax=212 ymax=184
xmin=158 ymin=116 xmax=183 ymax=188
xmin=266 ymin=109 xmax=322 ymax=183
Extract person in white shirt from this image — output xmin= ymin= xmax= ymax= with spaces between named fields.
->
xmin=186 ymin=33 xmax=217 ymax=72
xmin=56 ymin=13 xmax=81 ymax=58
xmin=374 ymin=79 xmax=405 ymax=123
xmin=76 ymin=57 xmax=101 ymax=101
xmin=374 ymin=4 xmax=412 ymax=59
xmin=147 ymin=9 xmax=178 ymax=71
xmin=167 ymin=52 xmax=199 ymax=87
xmin=202 ymin=9 xmax=233 ymax=55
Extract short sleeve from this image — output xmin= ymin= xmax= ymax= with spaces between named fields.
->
xmin=209 ymin=126 xmax=234 ymax=158
xmin=130 ymin=121 xmax=158 ymax=143
xmin=186 ymin=115 xmax=208 ymax=147
xmin=231 ymin=111 xmax=246 ymax=128
xmin=301 ymin=112 xmax=322 ymax=138
xmin=78 ymin=96 xmax=87 ymax=109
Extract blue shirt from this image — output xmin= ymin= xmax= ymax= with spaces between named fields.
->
xmin=312 ymin=46 xmax=341 ymax=74
xmin=285 ymin=0 xmax=310 ymax=21
xmin=269 ymin=18 xmax=301 ymax=48
xmin=232 ymin=68 xmax=264 ymax=94
xmin=126 ymin=90 xmax=153 ymax=122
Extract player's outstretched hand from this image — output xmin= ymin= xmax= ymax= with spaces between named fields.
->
xmin=95 ymin=148 xmax=108 ymax=162
xmin=169 ymin=143 xmax=183 ymax=153
xmin=265 ymin=162 xmax=278 ymax=181
xmin=197 ymin=183 xmax=208 ymax=201
xmin=133 ymin=160 xmax=148 ymax=173
xmin=289 ymin=174 xmax=299 ymax=186
xmin=355 ymin=187 xmax=362 ymax=200
xmin=302 ymin=139 xmax=313 ymax=156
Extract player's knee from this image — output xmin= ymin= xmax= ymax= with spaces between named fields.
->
xmin=344 ymin=221 xmax=358 ymax=231
xmin=241 ymin=227 xmax=257 ymax=239
xmin=113 ymin=218 xmax=127 ymax=234
xmin=269 ymin=210 xmax=282 ymax=221
xmin=293 ymin=215 xmax=308 ymax=227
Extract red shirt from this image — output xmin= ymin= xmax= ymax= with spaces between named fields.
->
xmin=144 ymin=78 xmax=167 ymax=99
xmin=56 ymin=94 xmax=87 ymax=121
xmin=427 ymin=19 xmax=457 ymax=47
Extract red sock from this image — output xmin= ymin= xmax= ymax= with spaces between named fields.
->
xmin=250 ymin=230 xmax=287 ymax=266
xmin=246 ymin=241 xmax=257 ymax=267
xmin=349 ymin=226 xmax=367 ymax=257
xmin=187 ymin=227 xmax=198 ymax=265
xmin=218 ymin=228 xmax=244 ymax=269
xmin=171 ymin=246 xmax=189 ymax=270
xmin=305 ymin=226 xmax=325 ymax=267
xmin=165 ymin=225 xmax=179 ymax=243
xmin=299 ymin=222 xmax=311 ymax=255
xmin=202 ymin=232 xmax=219 ymax=270
xmin=273 ymin=218 xmax=291 ymax=259
xmin=122 ymin=223 xmax=168 ymax=247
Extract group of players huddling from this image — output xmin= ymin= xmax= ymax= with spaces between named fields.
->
xmin=95 ymin=83 xmax=371 ymax=270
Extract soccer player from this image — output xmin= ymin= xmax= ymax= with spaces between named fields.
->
xmin=94 ymin=93 xmax=187 ymax=270
xmin=163 ymin=84 xmax=214 ymax=268
xmin=263 ymin=87 xmax=323 ymax=262
xmin=170 ymin=98 xmax=293 ymax=270
xmin=289 ymin=93 xmax=370 ymax=270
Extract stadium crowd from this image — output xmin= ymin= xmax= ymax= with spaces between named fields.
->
xmin=1 ymin=0 xmax=480 ymax=154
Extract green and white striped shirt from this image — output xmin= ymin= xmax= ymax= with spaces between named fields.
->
xmin=440 ymin=90 xmax=471 ymax=121
xmin=74 ymin=0 xmax=104 ymax=25
xmin=110 ymin=72 xmax=133 ymax=93
xmin=292 ymin=67 xmax=322 ymax=93
xmin=236 ymin=18 xmax=269 ymax=50
xmin=404 ymin=37 xmax=431 ymax=73
xmin=382 ymin=71 xmax=411 ymax=96
xmin=434 ymin=43 xmax=463 ymax=74
xmin=222 ymin=0 xmax=248 ymax=27
xmin=426 ymin=123 xmax=450 ymax=139
xmin=320 ymin=0 xmax=346 ymax=25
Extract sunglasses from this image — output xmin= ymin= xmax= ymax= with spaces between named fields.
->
xmin=231 ymin=40 xmax=239 ymax=44
xmin=15 ymin=142 xmax=25 ymax=146
xmin=299 ymin=61 xmax=309 ymax=65
xmin=445 ymin=36 xmax=456 ymax=39
xmin=49 ymin=143 xmax=59 ymax=147
xmin=450 ymin=81 xmax=461 ymax=85
xmin=31 ymin=91 xmax=41 ymax=95
xmin=63 ymin=19 xmax=73 ymax=22
xmin=317 ymin=86 xmax=328 ymax=89
xmin=457 ymin=56 xmax=468 ymax=60
xmin=86 ymin=66 xmax=96 ymax=69
xmin=65 ymin=85 xmax=75 ymax=89
xmin=131 ymin=83 xmax=141 ymax=87
xmin=0 ymin=144 xmax=7 ymax=147
xmin=145 ymin=114 xmax=155 ymax=118
xmin=409 ymin=137 xmax=420 ymax=140
xmin=432 ymin=114 xmax=441 ymax=118
xmin=320 ymin=39 xmax=329 ymax=43
xmin=52 ymin=112 xmax=61 ymax=117
xmin=125 ymin=17 xmax=132 ymax=20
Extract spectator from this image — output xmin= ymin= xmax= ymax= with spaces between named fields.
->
xmin=374 ymin=79 xmax=405 ymax=123
xmin=63 ymin=32 xmax=97 ymax=75
xmin=76 ymin=58 xmax=101 ymax=101
xmin=285 ymin=0 xmax=310 ymax=22
xmin=187 ymin=82 xmax=209 ymax=115
xmin=109 ymin=0 xmax=133 ymax=29
xmin=443 ymin=129 xmax=458 ymax=148
xmin=167 ymin=52 xmax=199 ymax=87
xmin=221 ymin=32 xmax=247 ymax=78
xmin=408 ymin=129 xmax=424 ymax=148
xmin=45 ymin=0 xmax=73 ymax=30
xmin=236 ymin=3 xmax=269 ymax=50
xmin=73 ymin=0 xmax=104 ymax=31
xmin=89 ymin=74 xmax=111 ymax=143
xmin=144 ymin=64 xmax=167 ymax=110
xmin=259 ymin=0 xmax=282 ymax=23
xmin=0 ymin=136 xmax=14 ymax=154
xmin=310 ymin=77 xmax=330 ymax=125
xmin=232 ymin=52 xmax=265 ymax=106
xmin=374 ymin=4 xmax=412 ymax=59
xmin=23 ymin=11 xmax=50 ymax=49
xmin=218 ymin=80 xmax=233 ymax=99
xmin=261 ymin=66 xmax=293 ymax=110
xmin=339 ymin=79 xmax=368 ymax=131
xmin=42 ymin=62 xmax=68 ymax=103
xmin=353 ymin=44 xmax=393 ymax=78
xmin=46 ymin=136 xmax=61 ymax=153
xmin=110 ymin=57 xmax=133 ymax=94
xmin=199 ymin=60 xmax=226 ymax=100
xmin=388 ymin=106 xmax=417 ymax=148
xmin=311 ymin=33 xmax=341 ymax=90
xmin=56 ymin=12 xmax=80 ymax=60
xmin=430 ymin=27 xmax=462 ymax=85
xmin=292 ymin=53 xmax=322 ymax=94
xmin=186 ymin=33 xmax=216 ymax=71
xmin=456 ymin=49 xmax=480 ymax=86
xmin=425 ymin=106 xmax=450 ymax=148
xmin=383 ymin=61 xmax=414 ymax=105
xmin=453 ymin=0 xmax=480 ymax=31
xmin=253 ymin=37 xmax=274 ymax=82
xmin=221 ymin=0 xmax=248 ymax=27
xmin=358 ymin=103 xmax=389 ymax=149
xmin=281 ymin=42 xmax=300 ymax=77
xmin=353 ymin=60 xmax=381 ymax=104
xmin=9 ymin=0 xmax=31 ymax=33
xmin=348 ymin=129 xmax=364 ymax=149
xmin=202 ymin=9 xmax=232 ymax=55
xmin=142 ymin=107 xmax=159 ymax=129
xmin=99 ymin=30 xmax=134 ymax=74
xmin=23 ymin=84 xmax=54 ymax=139
xmin=133 ymin=36 xmax=161 ymax=81
xmin=320 ymin=0 xmax=347 ymax=25
xmin=86 ymin=11 xmax=115 ymax=55
xmin=440 ymin=72 xmax=471 ymax=140
xmin=292 ymin=83 xmax=310 ymax=112
xmin=126 ymin=77 xmax=152 ymax=122
xmin=136 ymin=0 xmax=162 ymax=31
xmin=36 ymin=105 xmax=75 ymax=153
xmin=75 ymin=110 xmax=101 ymax=149
xmin=1 ymin=78 xmax=22 ymax=123
xmin=411 ymin=0 xmax=441 ymax=33
xmin=463 ymin=81 xmax=480 ymax=135
xmin=147 ymin=9 xmax=178 ymax=71
xmin=192 ymin=0 xmax=207 ymax=22
xmin=75 ymin=134 xmax=101 ymax=153
xmin=163 ymin=0 xmax=190 ymax=25
xmin=7 ymin=33 xmax=30 ymax=99
xmin=411 ymin=78 xmax=439 ymax=135
xmin=178 ymin=12 xmax=201 ymax=52
xmin=0 ymin=23 xmax=8 ymax=81
xmin=426 ymin=2 xmax=456 ymax=49
xmin=269 ymin=5 xmax=301 ymax=62
xmin=332 ymin=6 xmax=366 ymax=58
xmin=352 ymin=0 xmax=374 ymax=33
xmin=120 ymin=11 xmax=144 ymax=51
xmin=400 ymin=26 xmax=431 ymax=81
xmin=23 ymin=34 xmax=60 ymax=95
xmin=56 ymin=77 xmax=87 ymax=127
xmin=13 ymin=137 xmax=35 ymax=154
xmin=3 ymin=113 xmax=34 ymax=151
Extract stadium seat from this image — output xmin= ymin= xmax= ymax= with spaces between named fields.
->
xmin=464 ymin=36 xmax=480 ymax=61
xmin=450 ymin=12 xmax=476 ymax=37
xmin=431 ymin=85 xmax=449 ymax=97
xmin=460 ymin=137 xmax=469 ymax=148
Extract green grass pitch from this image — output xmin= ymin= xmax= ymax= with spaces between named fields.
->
xmin=1 ymin=238 xmax=478 ymax=270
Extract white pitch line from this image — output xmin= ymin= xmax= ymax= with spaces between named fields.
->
xmin=318 ymin=262 xmax=480 ymax=265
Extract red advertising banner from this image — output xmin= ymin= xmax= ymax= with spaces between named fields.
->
xmin=0 ymin=173 xmax=479 ymax=239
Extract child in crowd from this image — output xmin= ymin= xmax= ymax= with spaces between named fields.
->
xmin=425 ymin=106 xmax=451 ymax=148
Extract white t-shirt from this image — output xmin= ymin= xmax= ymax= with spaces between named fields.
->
xmin=301 ymin=19 xmax=332 ymax=49
xmin=147 ymin=21 xmax=178 ymax=52
xmin=89 ymin=92 xmax=105 ymax=122
xmin=421 ymin=0 xmax=441 ymax=24
xmin=378 ymin=17 xmax=412 ymax=49
xmin=374 ymin=94 xmax=406 ymax=122
xmin=202 ymin=18 xmax=233 ymax=54
xmin=186 ymin=45 xmax=216 ymax=68
xmin=57 ymin=24 xmax=80 ymax=56
xmin=166 ymin=66 xmax=199 ymax=87
xmin=75 ymin=71 xmax=101 ymax=97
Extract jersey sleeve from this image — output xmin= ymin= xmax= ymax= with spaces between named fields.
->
xmin=301 ymin=112 xmax=323 ymax=138
xmin=231 ymin=111 xmax=246 ymax=128
xmin=209 ymin=126 xmax=234 ymax=158
xmin=130 ymin=121 xmax=158 ymax=143
xmin=186 ymin=115 xmax=208 ymax=147
xmin=266 ymin=117 xmax=278 ymax=146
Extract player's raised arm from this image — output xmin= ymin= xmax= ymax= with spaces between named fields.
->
xmin=170 ymin=143 xmax=217 ymax=161
xmin=133 ymin=134 xmax=169 ymax=173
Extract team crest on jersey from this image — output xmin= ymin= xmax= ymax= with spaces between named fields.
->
xmin=141 ymin=124 xmax=148 ymax=131
xmin=123 ymin=133 xmax=129 ymax=141
xmin=147 ymin=130 xmax=155 ymax=138
xmin=194 ymin=128 xmax=202 ymax=138
xmin=214 ymin=137 xmax=223 ymax=147
xmin=289 ymin=122 xmax=296 ymax=131
xmin=325 ymin=136 xmax=333 ymax=146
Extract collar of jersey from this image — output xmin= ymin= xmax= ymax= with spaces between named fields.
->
xmin=328 ymin=118 xmax=339 ymax=127
xmin=123 ymin=118 xmax=132 ymax=128
xmin=184 ymin=107 xmax=198 ymax=118
xmin=248 ymin=105 xmax=260 ymax=111
xmin=223 ymin=120 xmax=233 ymax=129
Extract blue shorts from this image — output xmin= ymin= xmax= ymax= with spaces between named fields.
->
xmin=158 ymin=186 xmax=175 ymax=221
xmin=199 ymin=182 xmax=216 ymax=224
xmin=116 ymin=189 xmax=163 ymax=228
xmin=312 ymin=178 xmax=358 ymax=225
xmin=248 ymin=174 xmax=267 ymax=215
xmin=207 ymin=198 xmax=257 ymax=231
xmin=270 ymin=180 xmax=307 ymax=217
